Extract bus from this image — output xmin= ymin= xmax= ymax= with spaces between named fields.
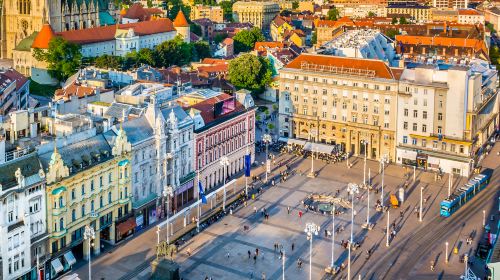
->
xmin=440 ymin=168 xmax=494 ymax=217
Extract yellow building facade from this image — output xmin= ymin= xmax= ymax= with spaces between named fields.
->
xmin=42 ymin=129 xmax=131 ymax=278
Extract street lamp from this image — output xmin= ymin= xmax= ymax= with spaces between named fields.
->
xmin=347 ymin=183 xmax=359 ymax=280
xmin=83 ymin=225 xmax=95 ymax=280
xmin=363 ymin=186 xmax=372 ymax=230
xmin=220 ymin=156 xmax=229 ymax=211
xmin=282 ymin=250 xmax=286 ymax=280
xmin=361 ymin=140 xmax=368 ymax=186
xmin=163 ymin=185 xmax=173 ymax=244
xmin=262 ymin=134 xmax=272 ymax=183
xmin=445 ymin=241 xmax=449 ymax=264
xmin=156 ymin=225 xmax=161 ymax=245
xmin=386 ymin=210 xmax=390 ymax=247
xmin=419 ymin=186 xmax=424 ymax=222
xmin=379 ymin=154 xmax=388 ymax=207
xmin=483 ymin=210 xmax=486 ymax=227
xmin=304 ymin=222 xmax=320 ymax=280
xmin=331 ymin=206 xmax=336 ymax=270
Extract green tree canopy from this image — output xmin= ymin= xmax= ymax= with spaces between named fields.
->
xmin=311 ymin=31 xmax=317 ymax=45
xmin=155 ymin=36 xmax=193 ymax=67
xmin=168 ymin=0 xmax=191 ymax=21
xmin=292 ymin=1 xmax=299 ymax=9
xmin=399 ymin=17 xmax=408 ymax=24
xmin=228 ymin=54 xmax=272 ymax=93
xmin=391 ymin=17 xmax=398 ymax=24
xmin=233 ymin=27 xmax=265 ymax=53
xmin=191 ymin=23 xmax=202 ymax=36
xmin=214 ymin=33 xmax=228 ymax=44
xmin=95 ymin=55 xmax=123 ymax=69
xmin=192 ymin=41 xmax=212 ymax=61
xmin=385 ymin=29 xmax=399 ymax=39
xmin=368 ymin=11 xmax=376 ymax=17
xmin=33 ymin=37 xmax=82 ymax=82
xmin=327 ymin=8 xmax=340 ymax=21
xmin=219 ymin=1 xmax=234 ymax=21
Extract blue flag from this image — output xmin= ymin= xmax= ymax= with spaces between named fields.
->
xmin=198 ymin=181 xmax=207 ymax=204
xmin=245 ymin=154 xmax=251 ymax=177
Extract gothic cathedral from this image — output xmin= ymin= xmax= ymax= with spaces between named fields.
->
xmin=0 ymin=0 xmax=117 ymax=58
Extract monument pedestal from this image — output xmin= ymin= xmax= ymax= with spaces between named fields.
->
xmin=151 ymin=259 xmax=180 ymax=280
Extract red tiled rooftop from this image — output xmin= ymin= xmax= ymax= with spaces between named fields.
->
xmin=1 ymin=69 xmax=29 ymax=90
xmin=57 ymin=18 xmax=175 ymax=45
xmin=254 ymin=41 xmax=286 ymax=51
xmin=285 ymin=53 xmax=395 ymax=80
xmin=32 ymin=24 xmax=56 ymax=49
xmin=395 ymin=35 xmax=487 ymax=54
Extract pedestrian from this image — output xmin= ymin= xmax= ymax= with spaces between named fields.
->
xmin=256 ymin=248 xmax=259 ymax=256
xmin=325 ymin=229 xmax=328 ymax=237
xmin=253 ymin=255 xmax=257 ymax=264
xmin=400 ymin=210 xmax=404 ymax=218
xmin=261 ymin=272 xmax=266 ymax=280
xmin=291 ymin=243 xmax=295 ymax=251
xmin=279 ymin=250 xmax=283 ymax=260
xmin=299 ymin=211 xmax=303 ymax=219
xmin=227 ymin=252 xmax=230 ymax=258
xmin=287 ymin=206 xmax=291 ymax=215
xmin=254 ymin=206 xmax=257 ymax=214
xmin=261 ymin=208 xmax=264 ymax=216
xmin=248 ymin=250 xmax=251 ymax=259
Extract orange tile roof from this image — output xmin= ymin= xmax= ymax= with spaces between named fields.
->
xmin=197 ymin=64 xmax=229 ymax=74
xmin=54 ymin=82 xmax=97 ymax=101
xmin=173 ymin=10 xmax=189 ymax=27
xmin=201 ymin=58 xmax=229 ymax=64
xmin=254 ymin=41 xmax=286 ymax=51
xmin=395 ymin=35 xmax=487 ymax=54
xmin=57 ymin=18 xmax=175 ymax=45
xmin=458 ymin=9 xmax=482 ymax=16
xmin=32 ymin=24 xmax=56 ymax=49
xmin=285 ymin=54 xmax=395 ymax=80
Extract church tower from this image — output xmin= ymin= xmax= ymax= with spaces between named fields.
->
xmin=173 ymin=10 xmax=190 ymax=43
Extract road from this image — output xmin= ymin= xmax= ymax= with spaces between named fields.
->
xmin=365 ymin=164 xmax=500 ymax=279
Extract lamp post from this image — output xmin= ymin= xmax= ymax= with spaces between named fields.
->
xmin=362 ymin=140 xmax=368 ymax=186
xmin=386 ymin=210 xmax=390 ymax=247
xmin=448 ymin=173 xmax=453 ymax=197
xmin=419 ymin=186 xmax=423 ymax=222
xmin=331 ymin=205 xmax=336 ymax=269
xmin=282 ymin=250 xmax=286 ymax=280
xmin=379 ymin=154 xmax=388 ymax=207
xmin=156 ymin=225 xmax=160 ymax=245
xmin=83 ymin=225 xmax=95 ymax=280
xmin=304 ymin=222 xmax=320 ymax=280
xmin=220 ymin=156 xmax=229 ymax=211
xmin=445 ymin=241 xmax=449 ymax=264
xmin=262 ymin=134 xmax=272 ymax=183
xmin=464 ymin=254 xmax=469 ymax=279
xmin=347 ymin=183 xmax=359 ymax=280
xmin=163 ymin=185 xmax=173 ymax=244
xmin=483 ymin=210 xmax=486 ymax=227
xmin=364 ymin=186 xmax=372 ymax=229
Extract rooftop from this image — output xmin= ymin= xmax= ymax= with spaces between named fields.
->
xmin=32 ymin=24 xmax=56 ymax=49
xmin=284 ymin=53 xmax=395 ymax=80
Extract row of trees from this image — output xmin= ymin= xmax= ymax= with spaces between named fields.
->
xmin=34 ymin=36 xmax=211 ymax=82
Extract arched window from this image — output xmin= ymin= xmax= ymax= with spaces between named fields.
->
xmin=59 ymin=218 xmax=64 ymax=230
xmin=59 ymin=196 xmax=64 ymax=208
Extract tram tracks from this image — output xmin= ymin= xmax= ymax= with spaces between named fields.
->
xmin=365 ymin=167 xmax=500 ymax=279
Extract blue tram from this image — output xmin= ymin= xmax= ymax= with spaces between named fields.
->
xmin=440 ymin=168 xmax=494 ymax=217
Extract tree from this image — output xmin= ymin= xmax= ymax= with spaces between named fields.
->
xmin=228 ymin=54 xmax=272 ymax=93
xmin=33 ymin=37 xmax=82 ymax=82
xmin=193 ymin=41 xmax=212 ymax=61
xmin=147 ymin=0 xmax=153 ymax=8
xmin=327 ymin=8 xmax=340 ymax=21
xmin=233 ymin=27 xmax=265 ymax=53
xmin=267 ymin=123 xmax=275 ymax=130
xmin=292 ymin=1 xmax=299 ymax=9
xmin=155 ymin=36 xmax=193 ymax=67
xmin=95 ymin=55 xmax=123 ymax=69
xmin=385 ymin=29 xmax=399 ymax=39
xmin=214 ymin=33 xmax=228 ymax=44
xmin=399 ymin=17 xmax=408 ymax=25
xmin=219 ymin=1 xmax=233 ymax=21
xmin=137 ymin=48 xmax=155 ymax=66
xmin=391 ymin=17 xmax=398 ymax=24
xmin=191 ymin=23 xmax=202 ymax=37
xmin=368 ymin=11 xmax=376 ymax=17
xmin=311 ymin=31 xmax=317 ymax=45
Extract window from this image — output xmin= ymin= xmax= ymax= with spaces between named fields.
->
xmin=385 ymin=86 xmax=391 ymax=91
xmin=342 ymin=102 xmax=347 ymax=109
xmin=322 ymin=99 xmax=327 ymax=105
xmin=404 ymin=109 xmax=408 ymax=117
xmin=439 ymin=101 xmax=443 ymax=108
xmin=403 ymin=136 xmax=408 ymax=144
xmin=412 ymin=138 xmax=417 ymax=145
xmin=312 ymin=98 xmax=317 ymax=104
xmin=442 ymin=142 xmax=447 ymax=150
xmin=332 ymin=100 xmax=337 ymax=107
xmin=99 ymin=176 xmax=103 ymax=188
xmin=81 ymin=184 xmax=85 ymax=196
xmin=322 ymin=112 xmax=327 ymax=118
xmin=81 ymin=205 xmax=85 ymax=217
xmin=352 ymin=103 xmax=357 ymax=111
xmin=59 ymin=218 xmax=64 ymax=231
xmin=422 ymin=111 xmax=427 ymax=119
xmin=384 ymin=98 xmax=390 ymax=104
xmin=108 ymin=192 xmax=112 ymax=203
xmin=422 ymin=124 xmax=427 ymax=132
xmin=413 ymin=99 xmax=418 ymax=105
xmin=384 ymin=122 xmax=389 ymax=128
xmin=413 ymin=110 xmax=418 ymax=118
xmin=450 ymin=144 xmax=456 ymax=152
xmin=412 ymin=123 xmax=417 ymax=131
xmin=423 ymin=99 xmax=427 ymax=106
xmin=459 ymin=145 xmax=464 ymax=153
xmin=363 ymin=105 xmax=368 ymax=112
xmin=90 ymin=180 xmax=94 ymax=192
xmin=352 ymin=115 xmax=357 ymax=122
xmin=71 ymin=189 xmax=75 ymax=200
xmin=403 ymin=122 xmax=408 ymax=130
xmin=59 ymin=196 xmax=64 ymax=208
xmin=385 ymin=110 xmax=390 ymax=116
xmin=72 ymin=209 xmax=76 ymax=221
xmin=438 ymin=113 xmax=443 ymax=121
xmin=433 ymin=141 xmax=438 ymax=148
xmin=374 ymin=107 xmax=379 ymax=114
xmin=422 ymin=139 xmax=426 ymax=147
xmin=437 ymin=126 xmax=442 ymax=134
xmin=91 ymin=200 xmax=94 ymax=212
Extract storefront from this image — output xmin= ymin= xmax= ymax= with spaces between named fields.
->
xmin=47 ymin=250 xmax=76 ymax=280
xmin=115 ymin=218 xmax=136 ymax=242
xmin=399 ymin=149 xmax=417 ymax=166
xmin=175 ymin=173 xmax=196 ymax=210
xmin=416 ymin=153 xmax=428 ymax=169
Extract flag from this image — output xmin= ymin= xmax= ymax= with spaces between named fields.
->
xmin=245 ymin=154 xmax=251 ymax=177
xmin=198 ymin=181 xmax=207 ymax=204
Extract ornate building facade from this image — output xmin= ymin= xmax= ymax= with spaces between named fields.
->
xmin=232 ymin=1 xmax=280 ymax=30
xmin=1 ymin=0 xmax=117 ymax=59
xmin=278 ymin=54 xmax=399 ymax=161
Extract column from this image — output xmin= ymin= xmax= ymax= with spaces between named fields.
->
xmin=109 ymin=222 xmax=116 ymax=245
xmin=347 ymin=130 xmax=352 ymax=154
xmin=355 ymin=131 xmax=360 ymax=155
xmin=93 ymin=234 xmax=101 ymax=256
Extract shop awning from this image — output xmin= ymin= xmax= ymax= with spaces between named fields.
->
xmin=278 ymin=137 xmax=288 ymax=143
xmin=303 ymin=142 xmax=334 ymax=154
xmin=428 ymin=157 xmax=440 ymax=165
xmin=63 ymin=251 xmax=77 ymax=266
xmin=51 ymin=258 xmax=64 ymax=274
xmin=399 ymin=149 xmax=417 ymax=160
xmin=287 ymin=138 xmax=307 ymax=146
xmin=116 ymin=218 xmax=136 ymax=235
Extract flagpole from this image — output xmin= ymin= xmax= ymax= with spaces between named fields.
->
xmin=197 ymin=170 xmax=200 ymax=232
xmin=245 ymin=146 xmax=249 ymax=197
